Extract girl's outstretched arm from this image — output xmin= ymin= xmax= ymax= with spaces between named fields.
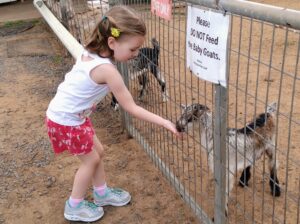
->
xmin=91 ymin=64 xmax=180 ymax=137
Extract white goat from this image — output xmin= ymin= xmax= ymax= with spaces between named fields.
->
xmin=176 ymin=102 xmax=281 ymax=215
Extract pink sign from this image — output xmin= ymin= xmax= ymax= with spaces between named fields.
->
xmin=151 ymin=0 xmax=172 ymax=21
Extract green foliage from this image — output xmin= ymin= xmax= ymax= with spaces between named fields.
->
xmin=52 ymin=55 xmax=63 ymax=65
xmin=1 ymin=19 xmax=40 ymax=28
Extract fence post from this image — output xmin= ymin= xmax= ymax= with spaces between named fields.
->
xmin=117 ymin=63 xmax=133 ymax=137
xmin=213 ymin=6 xmax=230 ymax=222
xmin=213 ymin=84 xmax=228 ymax=224
xmin=59 ymin=0 xmax=69 ymax=30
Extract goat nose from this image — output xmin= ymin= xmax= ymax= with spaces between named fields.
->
xmin=176 ymin=122 xmax=184 ymax=132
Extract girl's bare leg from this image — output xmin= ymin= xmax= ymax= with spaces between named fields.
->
xmin=92 ymin=135 xmax=106 ymax=186
xmin=91 ymin=135 xmax=131 ymax=207
xmin=71 ymin=149 xmax=101 ymax=199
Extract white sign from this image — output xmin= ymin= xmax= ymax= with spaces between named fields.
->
xmin=186 ymin=6 xmax=230 ymax=87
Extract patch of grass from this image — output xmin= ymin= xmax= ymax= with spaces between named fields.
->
xmin=1 ymin=19 xmax=40 ymax=28
xmin=52 ymin=55 xmax=63 ymax=65
xmin=3 ymin=20 xmax=24 ymax=28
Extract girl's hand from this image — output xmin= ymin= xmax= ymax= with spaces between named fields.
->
xmin=163 ymin=119 xmax=183 ymax=138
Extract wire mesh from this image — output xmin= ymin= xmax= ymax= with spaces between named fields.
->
xmin=42 ymin=0 xmax=300 ymax=223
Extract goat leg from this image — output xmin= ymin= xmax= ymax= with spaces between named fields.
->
xmin=111 ymin=94 xmax=119 ymax=110
xmin=266 ymin=148 xmax=281 ymax=197
xmin=151 ymin=66 xmax=168 ymax=102
xmin=239 ymin=166 xmax=251 ymax=187
xmin=269 ymin=168 xmax=281 ymax=197
xmin=138 ymin=73 xmax=148 ymax=101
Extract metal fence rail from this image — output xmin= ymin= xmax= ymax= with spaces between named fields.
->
xmin=35 ymin=0 xmax=300 ymax=223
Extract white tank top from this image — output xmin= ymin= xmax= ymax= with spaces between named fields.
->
xmin=46 ymin=50 xmax=112 ymax=126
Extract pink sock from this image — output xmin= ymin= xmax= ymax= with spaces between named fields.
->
xmin=68 ymin=197 xmax=84 ymax=208
xmin=94 ymin=183 xmax=107 ymax=196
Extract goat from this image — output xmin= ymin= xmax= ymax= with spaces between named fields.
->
xmin=111 ymin=38 xmax=168 ymax=110
xmin=176 ymin=102 xmax=281 ymax=215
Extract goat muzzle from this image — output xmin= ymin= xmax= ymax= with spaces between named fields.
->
xmin=176 ymin=121 xmax=186 ymax=132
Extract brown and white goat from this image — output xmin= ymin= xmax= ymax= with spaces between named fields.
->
xmin=176 ymin=102 xmax=281 ymax=214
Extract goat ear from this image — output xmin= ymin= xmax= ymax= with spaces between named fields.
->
xmin=267 ymin=102 xmax=277 ymax=114
xmin=151 ymin=38 xmax=159 ymax=48
xmin=180 ymin=104 xmax=187 ymax=111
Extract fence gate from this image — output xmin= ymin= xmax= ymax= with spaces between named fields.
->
xmin=35 ymin=0 xmax=300 ymax=223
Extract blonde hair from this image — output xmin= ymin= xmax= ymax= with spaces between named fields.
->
xmin=85 ymin=5 xmax=146 ymax=58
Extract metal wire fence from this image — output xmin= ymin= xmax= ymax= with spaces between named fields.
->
xmin=38 ymin=0 xmax=300 ymax=223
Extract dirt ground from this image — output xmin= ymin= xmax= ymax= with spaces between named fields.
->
xmin=0 ymin=4 xmax=198 ymax=224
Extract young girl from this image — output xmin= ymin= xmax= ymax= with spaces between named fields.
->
xmin=46 ymin=5 xmax=180 ymax=222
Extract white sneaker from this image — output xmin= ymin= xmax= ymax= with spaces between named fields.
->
xmin=64 ymin=200 xmax=104 ymax=222
xmin=94 ymin=187 xmax=131 ymax=207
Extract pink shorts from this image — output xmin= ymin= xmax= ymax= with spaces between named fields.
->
xmin=46 ymin=117 xmax=95 ymax=155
